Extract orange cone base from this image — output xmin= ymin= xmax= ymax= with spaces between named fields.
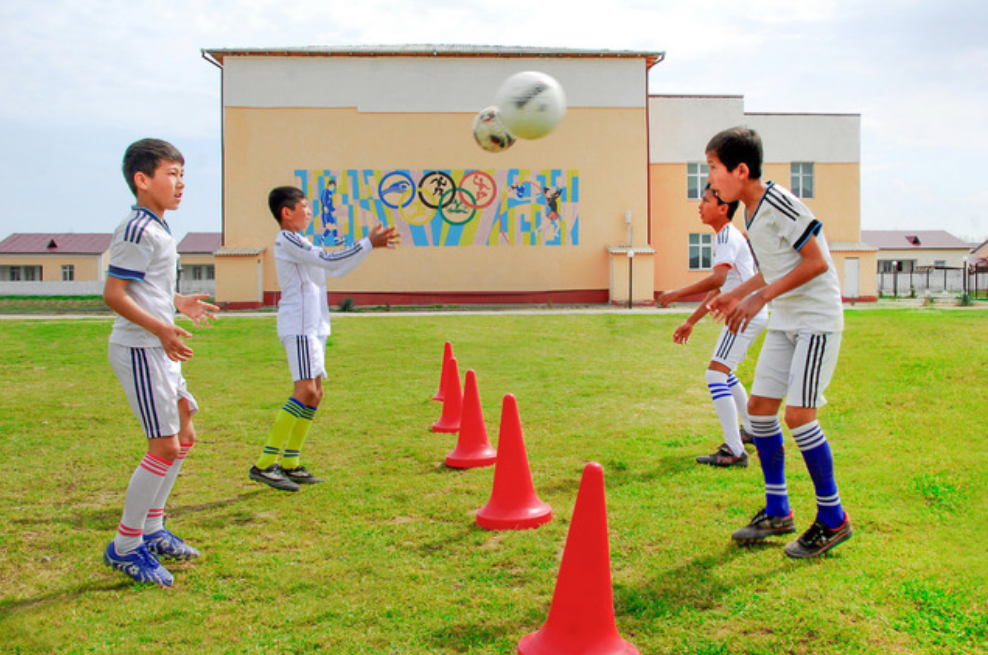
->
xmin=476 ymin=502 xmax=552 ymax=530
xmin=431 ymin=420 xmax=460 ymax=433
xmin=518 ymin=631 xmax=639 ymax=655
xmin=445 ymin=447 xmax=497 ymax=469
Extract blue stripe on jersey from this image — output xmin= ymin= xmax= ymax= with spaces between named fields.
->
xmin=108 ymin=265 xmax=146 ymax=281
xmin=123 ymin=213 xmax=153 ymax=243
xmin=283 ymin=232 xmax=311 ymax=250
xmin=317 ymin=242 xmax=365 ymax=263
xmin=793 ymin=220 xmax=823 ymax=251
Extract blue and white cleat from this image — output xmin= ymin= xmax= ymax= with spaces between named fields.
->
xmin=103 ymin=541 xmax=174 ymax=586
xmin=144 ymin=528 xmax=201 ymax=561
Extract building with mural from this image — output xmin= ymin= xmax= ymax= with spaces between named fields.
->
xmin=201 ymin=45 xmax=875 ymax=307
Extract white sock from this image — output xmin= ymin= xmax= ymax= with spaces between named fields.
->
xmin=144 ymin=443 xmax=191 ymax=535
xmin=114 ymin=452 xmax=172 ymax=554
xmin=727 ymin=372 xmax=752 ymax=433
xmin=706 ymin=369 xmax=744 ymax=456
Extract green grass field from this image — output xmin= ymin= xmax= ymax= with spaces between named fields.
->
xmin=1 ymin=309 xmax=986 ymax=654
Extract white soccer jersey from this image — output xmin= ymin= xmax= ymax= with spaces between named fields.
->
xmin=745 ymin=183 xmax=844 ymax=332
xmin=107 ymin=207 xmax=178 ymax=348
xmin=274 ymin=231 xmax=372 ymax=338
xmin=713 ymin=223 xmax=768 ymax=321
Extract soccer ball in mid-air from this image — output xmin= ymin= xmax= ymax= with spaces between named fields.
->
xmin=472 ymin=106 xmax=517 ymax=153
xmin=494 ymin=71 xmax=567 ymax=140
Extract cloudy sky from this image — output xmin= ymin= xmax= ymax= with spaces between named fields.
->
xmin=2 ymin=0 xmax=986 ymax=245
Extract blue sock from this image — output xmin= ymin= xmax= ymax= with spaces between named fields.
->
xmin=750 ymin=415 xmax=790 ymax=518
xmin=792 ymin=420 xmax=845 ymax=528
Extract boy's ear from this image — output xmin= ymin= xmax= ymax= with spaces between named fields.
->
xmin=736 ymin=162 xmax=751 ymax=181
xmin=133 ymin=171 xmax=150 ymax=192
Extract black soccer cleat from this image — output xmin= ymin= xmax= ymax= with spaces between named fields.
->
xmin=732 ymin=508 xmax=797 ymax=544
xmin=696 ymin=444 xmax=749 ymax=468
xmin=282 ymin=465 xmax=325 ymax=485
xmin=249 ymin=464 xmax=300 ymax=492
xmin=784 ymin=515 xmax=853 ymax=559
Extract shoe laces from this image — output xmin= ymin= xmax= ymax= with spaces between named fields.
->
xmin=800 ymin=520 xmax=829 ymax=545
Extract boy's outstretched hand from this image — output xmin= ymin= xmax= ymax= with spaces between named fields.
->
xmin=370 ymin=224 xmax=400 ymax=249
xmin=176 ymin=293 xmax=219 ymax=329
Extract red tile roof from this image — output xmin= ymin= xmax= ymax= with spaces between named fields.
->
xmin=177 ymin=232 xmax=222 ymax=254
xmin=0 ymin=233 xmax=112 ymax=254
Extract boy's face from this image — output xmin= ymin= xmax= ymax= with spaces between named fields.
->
xmin=135 ymin=159 xmax=184 ymax=214
xmin=698 ymin=188 xmax=729 ymax=228
xmin=705 ymin=152 xmax=742 ymax=203
xmin=281 ymin=198 xmax=312 ymax=233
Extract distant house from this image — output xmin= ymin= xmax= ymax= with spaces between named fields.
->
xmin=177 ymin=232 xmax=221 ymax=296
xmin=970 ymin=237 xmax=988 ymax=270
xmin=860 ymin=230 xmax=972 ymax=272
xmin=0 ymin=233 xmax=113 ymax=295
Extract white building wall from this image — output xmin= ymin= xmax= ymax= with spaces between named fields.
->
xmin=745 ymin=113 xmax=860 ymax=163
xmin=648 ymin=96 xmax=745 ymax=163
xmin=223 ymin=56 xmax=647 ymax=111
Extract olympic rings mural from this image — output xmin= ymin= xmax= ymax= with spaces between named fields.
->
xmin=293 ymin=168 xmax=579 ymax=247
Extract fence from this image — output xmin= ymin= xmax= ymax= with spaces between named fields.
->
xmin=877 ymin=268 xmax=988 ymax=298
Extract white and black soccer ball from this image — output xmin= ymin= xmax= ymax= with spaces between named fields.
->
xmin=494 ymin=71 xmax=567 ymax=140
xmin=472 ymin=106 xmax=517 ymax=153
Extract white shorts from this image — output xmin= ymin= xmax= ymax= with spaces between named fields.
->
xmin=751 ymin=330 xmax=842 ymax=408
xmin=282 ymin=334 xmax=328 ymax=382
xmin=710 ymin=313 xmax=767 ymax=370
xmin=108 ymin=344 xmax=198 ymax=439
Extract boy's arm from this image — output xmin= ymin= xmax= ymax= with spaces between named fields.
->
xmin=280 ymin=225 xmax=397 ymax=279
xmin=720 ymin=235 xmax=829 ymax=333
xmin=658 ymin=265 xmax=728 ymax=307
xmin=672 ymin=289 xmax=718 ymax=344
xmin=174 ymin=293 xmax=219 ymax=329
xmin=104 ymin=276 xmax=193 ymax=361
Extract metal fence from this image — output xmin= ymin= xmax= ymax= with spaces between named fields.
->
xmin=877 ymin=268 xmax=988 ymax=298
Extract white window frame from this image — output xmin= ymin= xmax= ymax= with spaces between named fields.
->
xmin=61 ymin=264 xmax=75 ymax=281
xmin=791 ymin=162 xmax=815 ymax=199
xmin=688 ymin=233 xmax=713 ymax=270
xmin=687 ymin=162 xmax=709 ymax=200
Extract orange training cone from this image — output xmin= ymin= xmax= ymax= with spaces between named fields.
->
xmin=432 ymin=341 xmax=453 ymax=402
xmin=446 ymin=370 xmax=497 ymax=469
xmin=517 ymin=462 xmax=638 ymax=655
xmin=431 ymin=356 xmax=462 ymax=433
xmin=476 ymin=394 xmax=552 ymax=530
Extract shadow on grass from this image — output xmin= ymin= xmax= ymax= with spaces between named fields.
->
xmin=424 ymin=608 xmax=546 ymax=654
xmin=0 ymin=578 xmax=131 ymax=617
xmin=615 ymin=542 xmax=788 ymax=622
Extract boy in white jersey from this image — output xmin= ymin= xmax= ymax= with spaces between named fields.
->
xmin=706 ymin=126 xmax=852 ymax=559
xmin=103 ymin=138 xmax=219 ymax=586
xmin=658 ymin=185 xmax=767 ymax=467
xmin=248 ymin=186 xmax=398 ymax=492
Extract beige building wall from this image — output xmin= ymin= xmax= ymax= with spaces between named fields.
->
xmin=209 ymin=49 xmax=657 ymax=307
xmin=0 ymin=253 xmax=106 ymax=281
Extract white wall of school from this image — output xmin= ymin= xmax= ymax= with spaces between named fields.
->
xmin=222 ymin=56 xmax=647 ymax=111
xmin=648 ymin=96 xmax=746 ymax=163
xmin=745 ymin=113 xmax=860 ymax=164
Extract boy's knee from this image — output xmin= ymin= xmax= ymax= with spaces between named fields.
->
xmin=148 ymin=437 xmax=181 ymax=462
xmin=783 ymin=405 xmax=817 ymax=430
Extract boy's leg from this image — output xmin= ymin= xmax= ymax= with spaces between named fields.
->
xmin=254 ymin=397 xmax=305 ymax=469
xmin=144 ymin=398 xmax=200 ymax=560
xmin=726 ymin=372 xmax=752 ymax=436
xmin=281 ymin=377 xmax=324 ymax=484
xmin=697 ymin=362 xmax=747 ymax=463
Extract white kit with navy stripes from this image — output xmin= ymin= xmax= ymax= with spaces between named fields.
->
xmin=274 ymin=231 xmax=373 ymax=339
xmin=744 ymin=183 xmax=844 ymax=333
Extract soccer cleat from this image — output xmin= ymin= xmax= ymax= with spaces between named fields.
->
xmin=784 ymin=515 xmax=853 ymax=559
xmin=696 ymin=444 xmax=749 ymax=468
xmin=740 ymin=427 xmax=754 ymax=445
xmin=249 ymin=464 xmax=300 ymax=492
xmin=282 ymin=465 xmax=325 ymax=485
xmin=103 ymin=541 xmax=174 ymax=586
xmin=732 ymin=508 xmax=797 ymax=544
xmin=144 ymin=527 xmax=200 ymax=560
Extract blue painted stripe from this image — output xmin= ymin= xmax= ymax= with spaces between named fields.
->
xmin=108 ymin=265 xmax=145 ymax=281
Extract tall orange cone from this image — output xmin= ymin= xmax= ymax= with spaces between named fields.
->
xmin=446 ymin=370 xmax=497 ymax=468
xmin=431 ymin=356 xmax=462 ymax=433
xmin=432 ymin=341 xmax=453 ymax=402
xmin=476 ymin=394 xmax=552 ymax=530
xmin=517 ymin=462 xmax=638 ymax=655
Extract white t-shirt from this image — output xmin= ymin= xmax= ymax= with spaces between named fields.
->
xmin=745 ymin=183 xmax=844 ymax=333
xmin=713 ymin=222 xmax=769 ymax=322
xmin=274 ymin=231 xmax=372 ymax=338
xmin=107 ymin=207 xmax=178 ymax=348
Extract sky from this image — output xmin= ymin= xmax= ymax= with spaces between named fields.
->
xmin=2 ymin=0 xmax=987 ymax=245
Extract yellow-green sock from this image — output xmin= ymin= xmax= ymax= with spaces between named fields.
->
xmin=280 ymin=404 xmax=316 ymax=471
xmin=255 ymin=398 xmax=306 ymax=469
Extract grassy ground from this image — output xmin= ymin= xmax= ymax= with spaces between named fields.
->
xmin=0 ymin=309 xmax=985 ymax=654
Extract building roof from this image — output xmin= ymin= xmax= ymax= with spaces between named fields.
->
xmin=0 ymin=233 xmax=112 ymax=255
xmin=177 ymin=232 xmax=222 ymax=254
xmin=202 ymin=44 xmax=666 ymax=69
xmin=860 ymin=230 xmax=971 ymax=251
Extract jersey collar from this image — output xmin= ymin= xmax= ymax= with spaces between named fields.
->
xmin=744 ymin=181 xmax=774 ymax=231
xmin=132 ymin=205 xmax=171 ymax=234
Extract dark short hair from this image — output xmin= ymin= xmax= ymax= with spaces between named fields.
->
xmin=706 ymin=126 xmax=763 ymax=180
xmin=122 ymin=138 xmax=184 ymax=196
xmin=705 ymin=183 xmax=740 ymax=220
xmin=268 ymin=186 xmax=307 ymax=223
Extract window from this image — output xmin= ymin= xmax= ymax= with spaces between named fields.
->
xmin=791 ymin=162 xmax=814 ymax=199
xmin=689 ymin=233 xmax=713 ymax=270
xmin=934 ymin=260 xmax=946 ymax=268
xmin=190 ymin=265 xmax=215 ymax=281
xmin=687 ymin=162 xmax=708 ymax=200
xmin=61 ymin=265 xmax=75 ymax=281
xmin=9 ymin=266 xmax=20 ymax=281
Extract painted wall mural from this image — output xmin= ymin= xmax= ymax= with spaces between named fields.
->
xmin=294 ymin=168 xmax=580 ymax=247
